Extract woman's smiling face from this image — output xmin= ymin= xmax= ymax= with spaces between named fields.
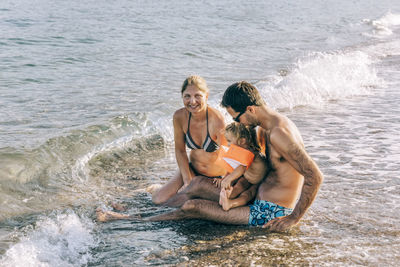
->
xmin=182 ymin=84 xmax=208 ymax=113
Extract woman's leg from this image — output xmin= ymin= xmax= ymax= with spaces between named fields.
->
xmin=151 ymin=170 xmax=184 ymax=205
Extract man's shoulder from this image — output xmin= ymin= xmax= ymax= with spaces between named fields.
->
xmin=268 ymin=125 xmax=303 ymax=157
xmin=269 ymin=126 xmax=290 ymax=142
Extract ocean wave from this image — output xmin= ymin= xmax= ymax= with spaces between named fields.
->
xmin=0 ymin=211 xmax=96 ymax=267
xmin=255 ymin=50 xmax=381 ymax=110
xmin=363 ymin=12 xmax=400 ymax=37
xmin=0 ymin=114 xmax=168 ymax=220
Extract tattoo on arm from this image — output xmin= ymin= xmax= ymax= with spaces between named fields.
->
xmin=288 ymin=143 xmax=314 ymax=181
xmin=287 ymin=143 xmax=323 ymax=219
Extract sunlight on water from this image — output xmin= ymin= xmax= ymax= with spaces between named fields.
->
xmin=1 ymin=1 xmax=400 ymax=266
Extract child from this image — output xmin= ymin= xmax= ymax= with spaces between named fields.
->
xmin=214 ymin=122 xmax=269 ymax=211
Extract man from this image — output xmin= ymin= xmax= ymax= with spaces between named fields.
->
xmin=146 ymin=81 xmax=323 ymax=232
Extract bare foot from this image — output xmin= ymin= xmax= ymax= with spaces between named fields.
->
xmin=146 ymin=184 xmax=163 ymax=194
xmin=225 ymin=186 xmax=233 ymax=199
xmin=219 ymin=188 xmax=224 ymax=206
xmin=96 ymin=208 xmax=141 ymax=222
xmin=219 ymin=188 xmax=232 ymax=211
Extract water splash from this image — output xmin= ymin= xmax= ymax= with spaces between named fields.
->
xmin=363 ymin=12 xmax=400 ymax=37
xmin=0 ymin=211 xmax=96 ymax=267
xmin=256 ymin=50 xmax=381 ymax=110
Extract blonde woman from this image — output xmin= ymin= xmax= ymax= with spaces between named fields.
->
xmin=151 ymin=75 xmax=228 ymax=204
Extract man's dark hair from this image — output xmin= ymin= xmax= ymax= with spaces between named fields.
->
xmin=221 ymin=81 xmax=265 ymax=112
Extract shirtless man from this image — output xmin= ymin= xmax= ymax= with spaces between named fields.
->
xmin=147 ymin=81 xmax=323 ymax=232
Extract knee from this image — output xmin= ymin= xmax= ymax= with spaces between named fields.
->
xmin=181 ymin=199 xmax=199 ymax=213
xmin=191 ymin=175 xmax=210 ymax=189
xmin=185 ymin=176 xmax=208 ymax=196
xmin=152 ymin=192 xmax=166 ymax=205
xmin=183 ymin=176 xmax=201 ymax=193
xmin=190 ymin=175 xmax=203 ymax=185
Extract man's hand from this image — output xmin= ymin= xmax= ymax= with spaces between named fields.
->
xmin=262 ymin=215 xmax=298 ymax=232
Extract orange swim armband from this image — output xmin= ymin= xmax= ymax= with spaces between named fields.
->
xmin=216 ymin=144 xmax=255 ymax=173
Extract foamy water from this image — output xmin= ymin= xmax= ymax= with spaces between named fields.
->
xmin=1 ymin=1 xmax=400 ymax=266
xmin=256 ymin=50 xmax=380 ymax=110
xmin=0 ymin=212 xmax=96 ymax=267
xmin=363 ymin=11 xmax=400 ymax=36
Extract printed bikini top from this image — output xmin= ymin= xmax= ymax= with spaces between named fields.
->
xmin=185 ymin=108 xmax=219 ymax=152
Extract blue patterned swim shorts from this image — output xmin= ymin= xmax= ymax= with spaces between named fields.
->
xmin=248 ymin=200 xmax=293 ymax=226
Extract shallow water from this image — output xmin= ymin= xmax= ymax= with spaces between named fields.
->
xmin=1 ymin=0 xmax=400 ymax=266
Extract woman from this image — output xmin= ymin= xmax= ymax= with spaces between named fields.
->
xmin=152 ymin=75 xmax=227 ymax=204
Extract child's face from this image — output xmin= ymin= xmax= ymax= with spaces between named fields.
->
xmin=225 ymin=131 xmax=239 ymax=147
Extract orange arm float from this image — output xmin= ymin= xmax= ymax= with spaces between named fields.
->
xmin=216 ymin=144 xmax=255 ymax=173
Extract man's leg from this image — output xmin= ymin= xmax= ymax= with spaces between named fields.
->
xmin=163 ymin=175 xmax=220 ymax=207
xmin=147 ymin=199 xmax=250 ymax=225
xmin=96 ymin=208 xmax=140 ymax=222
xmin=220 ymin=184 xmax=258 ymax=211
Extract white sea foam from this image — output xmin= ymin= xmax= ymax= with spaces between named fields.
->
xmin=0 ymin=211 xmax=96 ymax=267
xmin=362 ymin=39 xmax=400 ymax=58
xmin=363 ymin=12 xmax=400 ymax=37
xmin=256 ymin=50 xmax=381 ymax=110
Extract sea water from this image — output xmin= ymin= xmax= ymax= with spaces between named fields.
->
xmin=1 ymin=0 xmax=400 ymax=266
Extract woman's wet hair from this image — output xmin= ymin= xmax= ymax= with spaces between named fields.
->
xmin=181 ymin=75 xmax=209 ymax=94
xmin=221 ymin=81 xmax=265 ymax=112
xmin=225 ymin=122 xmax=260 ymax=152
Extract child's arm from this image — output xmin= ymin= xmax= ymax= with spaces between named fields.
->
xmin=220 ymin=165 xmax=246 ymax=190
xmin=244 ymin=154 xmax=269 ymax=185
